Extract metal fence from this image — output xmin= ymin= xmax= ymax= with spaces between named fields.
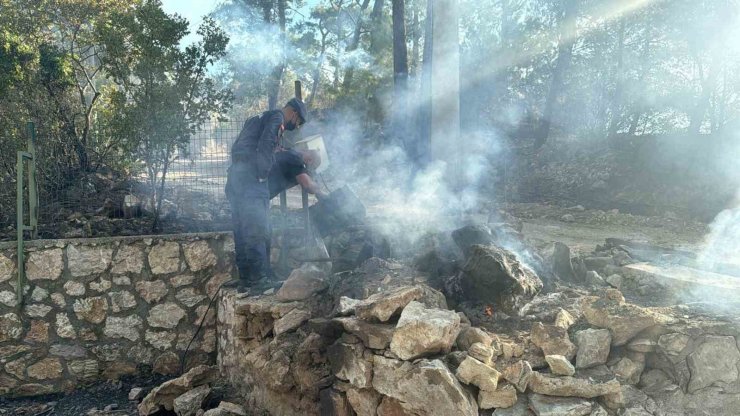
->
xmin=2 ymin=119 xmax=300 ymax=241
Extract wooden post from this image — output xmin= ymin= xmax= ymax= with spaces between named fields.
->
xmin=295 ymin=81 xmax=312 ymax=243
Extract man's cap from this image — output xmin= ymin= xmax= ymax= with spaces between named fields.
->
xmin=286 ymin=98 xmax=308 ymax=124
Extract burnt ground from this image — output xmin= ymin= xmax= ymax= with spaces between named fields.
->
xmin=0 ymin=373 xmax=169 ymax=416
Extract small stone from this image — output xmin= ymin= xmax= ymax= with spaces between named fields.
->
xmin=561 ymin=214 xmax=575 ymax=222
xmin=49 ymin=344 xmax=87 ymax=359
xmin=575 ymin=329 xmax=611 ymax=369
xmin=657 ymin=333 xmax=690 ymax=356
xmin=111 ymin=245 xmax=145 ymax=275
xmin=104 ymin=315 xmax=143 ymax=341
xmin=205 ymin=273 xmax=231 ymax=297
xmin=129 ymin=387 xmax=146 ymax=401
xmin=146 ymin=330 xmax=177 ymax=350
xmin=205 ymin=402 xmax=246 ymax=416
xmin=457 ymin=326 xmax=493 ymax=350
xmin=546 ymin=354 xmax=575 ymax=376
xmin=0 ymin=290 xmax=17 ymax=307
xmin=554 ymin=308 xmax=575 ymax=329
xmin=183 ymin=241 xmax=217 ymax=272
xmin=56 ymin=313 xmax=76 ymax=338
xmin=68 ymin=360 xmax=98 ymax=382
xmin=479 ymin=383 xmax=517 ymax=409
xmin=73 ymin=297 xmax=108 ymax=324
xmin=30 ymin=287 xmax=49 ymax=302
xmin=328 ymin=341 xmax=373 ymax=388
xmin=581 ymin=293 xmax=663 ymax=346
xmin=109 ymin=290 xmax=138 ymax=312
xmin=585 ymin=271 xmax=607 ymax=287
xmin=113 ymin=276 xmax=132 ymax=285
xmin=51 ymin=293 xmax=66 ymax=307
xmin=389 ymin=301 xmax=461 ymax=360
xmin=355 ymin=285 xmax=447 ymax=322
xmin=686 ymin=335 xmax=740 ymax=393
xmin=527 ymin=372 xmax=620 ymax=398
xmin=0 ymin=313 xmax=23 ymax=342
xmin=102 ymin=361 xmax=137 ymax=380
xmin=605 ymin=274 xmax=622 ymax=289
xmin=273 ymin=309 xmax=311 ymax=335
xmin=346 ymin=387 xmax=381 ymax=416
xmin=27 ymin=358 xmax=63 ymax=380
xmin=176 ymin=288 xmax=206 ymax=308
xmin=24 ymin=320 xmax=49 ymax=343
xmin=149 ymin=241 xmax=181 ymax=275
xmin=627 ymin=338 xmax=656 ymax=353
xmin=26 ymin=249 xmax=63 ymax=281
xmin=153 ymin=351 xmax=180 ymax=375
xmin=26 ymin=304 xmax=53 ymax=318
xmin=611 ymin=357 xmax=643 ymax=385
xmin=136 ymin=280 xmax=169 ymax=303
xmin=64 ymin=281 xmax=86 ymax=296
xmin=148 ymin=303 xmax=186 ymax=329
xmin=89 ymin=278 xmax=112 ymax=292
xmin=531 ymin=322 xmax=577 ymax=360
xmin=173 ymin=385 xmax=211 ymax=416
xmin=337 ymin=296 xmax=361 ymax=315
xmin=171 ymin=275 xmax=195 ymax=288
xmin=455 ymin=356 xmax=501 ymax=391
xmin=0 ymin=253 xmax=14 ymax=283
xmin=469 ymin=342 xmax=495 ymax=364
xmin=333 ymin=317 xmax=395 ymax=350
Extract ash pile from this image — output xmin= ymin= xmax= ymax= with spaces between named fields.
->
xmin=140 ymin=217 xmax=740 ymax=416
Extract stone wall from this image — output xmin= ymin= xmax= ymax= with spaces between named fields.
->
xmin=0 ymin=232 xmax=235 ymax=397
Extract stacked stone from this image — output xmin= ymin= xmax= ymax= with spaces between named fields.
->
xmin=0 ymin=234 xmax=234 ymax=397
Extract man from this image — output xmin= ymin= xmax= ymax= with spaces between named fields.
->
xmin=225 ymin=98 xmax=307 ymax=292
xmin=268 ymin=149 xmax=327 ymax=199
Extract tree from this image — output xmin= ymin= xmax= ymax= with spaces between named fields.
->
xmin=391 ymin=0 xmax=409 ymax=143
xmin=99 ymin=0 xmax=232 ymax=231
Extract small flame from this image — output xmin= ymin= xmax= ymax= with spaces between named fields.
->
xmin=484 ymin=305 xmax=493 ymax=317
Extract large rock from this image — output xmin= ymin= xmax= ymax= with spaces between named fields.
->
xmin=173 ymin=384 xmax=211 ymax=416
xmin=328 ymin=340 xmax=373 ymax=388
xmin=319 ymin=388 xmax=354 ymax=416
xmin=66 ymin=244 xmax=113 ymax=277
xmin=456 ymin=327 xmax=493 ymax=351
xmin=346 ymin=387 xmax=381 ymax=416
xmin=581 ymin=292 xmax=664 ymax=346
xmin=183 ymin=241 xmax=217 ymax=272
xmin=138 ymin=365 xmax=216 ymax=415
xmin=25 ymin=249 xmax=63 ymax=281
xmin=73 ymin=296 xmax=109 ymax=324
xmin=460 ymin=245 xmax=542 ymax=313
xmin=528 ymin=394 xmax=592 ymax=416
xmin=148 ymin=303 xmax=186 ymax=329
xmin=455 ymin=356 xmax=501 ymax=391
xmin=545 ymin=355 xmax=575 ymax=376
xmin=544 ymin=242 xmax=577 ymax=281
xmin=389 ymin=301 xmax=460 ymax=360
xmin=372 ymin=356 xmax=478 ymax=416
xmin=104 ymin=315 xmax=143 ymax=341
xmin=149 ymin=241 xmax=181 ymax=275
xmin=276 ymin=264 xmax=328 ymax=301
xmin=355 ymin=285 xmax=447 ymax=322
xmin=110 ymin=244 xmax=145 ymax=275
xmin=334 ymin=317 xmax=395 ymax=350
xmin=501 ymin=360 xmax=533 ymax=393
xmin=274 ymin=309 xmax=311 ymax=335
xmin=531 ymin=322 xmax=577 ymax=360
xmin=479 ymin=384 xmax=518 ymax=410
xmin=203 ymin=402 xmax=247 ymax=416
xmin=575 ymin=329 xmax=611 ymax=369
xmin=527 ymin=372 xmax=620 ymax=398
xmin=686 ymin=335 xmax=740 ymax=393
xmin=452 ymin=224 xmax=495 ymax=257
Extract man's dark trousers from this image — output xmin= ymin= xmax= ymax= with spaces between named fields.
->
xmin=226 ymin=163 xmax=270 ymax=283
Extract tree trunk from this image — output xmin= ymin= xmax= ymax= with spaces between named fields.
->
xmin=369 ymin=0 xmax=385 ymax=53
xmin=534 ymin=0 xmax=578 ymax=149
xmin=414 ymin=0 xmax=433 ymax=168
xmin=608 ymin=17 xmax=626 ymax=137
xmin=392 ymin=0 xmax=409 ymax=144
xmin=409 ymin=1 xmax=420 ymax=75
xmin=308 ymin=29 xmax=328 ymax=109
xmin=688 ymin=53 xmax=719 ymax=136
xmin=267 ymin=0 xmax=286 ymax=109
xmin=342 ymin=0 xmax=372 ymax=94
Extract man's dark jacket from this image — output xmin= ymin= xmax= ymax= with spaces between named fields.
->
xmin=230 ymin=110 xmax=284 ymax=181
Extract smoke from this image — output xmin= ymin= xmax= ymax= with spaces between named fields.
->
xmin=698 ymin=193 xmax=740 ymax=270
